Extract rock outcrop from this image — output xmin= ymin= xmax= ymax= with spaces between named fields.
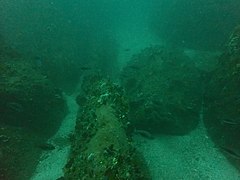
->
xmin=0 ymin=59 xmax=67 ymax=137
xmin=64 ymin=75 xmax=150 ymax=179
xmin=204 ymin=25 xmax=240 ymax=168
xmin=120 ymin=46 xmax=202 ymax=135
xmin=0 ymin=38 xmax=67 ymax=179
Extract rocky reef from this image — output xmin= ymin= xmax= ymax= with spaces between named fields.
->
xmin=204 ymin=25 xmax=240 ymax=169
xmin=0 ymin=38 xmax=67 ymax=179
xmin=64 ymin=75 xmax=150 ymax=179
xmin=0 ymin=59 xmax=67 ymax=137
xmin=0 ymin=125 xmax=44 ymax=180
xmin=120 ymin=46 xmax=202 ymax=135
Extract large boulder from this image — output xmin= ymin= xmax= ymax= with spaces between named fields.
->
xmin=0 ymin=38 xmax=67 ymax=179
xmin=120 ymin=46 xmax=202 ymax=135
xmin=0 ymin=59 xmax=67 ymax=137
xmin=204 ymin=25 xmax=240 ymax=168
xmin=0 ymin=124 xmax=44 ymax=180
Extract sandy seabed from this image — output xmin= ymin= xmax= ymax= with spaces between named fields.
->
xmin=134 ymin=120 xmax=240 ymax=180
xmin=31 ymin=94 xmax=78 ymax=180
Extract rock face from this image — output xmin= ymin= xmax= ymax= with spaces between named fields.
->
xmin=121 ymin=46 xmax=202 ymax=135
xmin=204 ymin=25 xmax=240 ymax=167
xmin=64 ymin=75 xmax=150 ymax=179
xmin=0 ymin=125 xmax=44 ymax=180
xmin=0 ymin=58 xmax=67 ymax=137
xmin=0 ymin=38 xmax=67 ymax=179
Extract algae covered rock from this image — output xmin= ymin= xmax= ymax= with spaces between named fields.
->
xmin=204 ymin=25 xmax=240 ymax=167
xmin=0 ymin=59 xmax=67 ymax=137
xmin=120 ymin=46 xmax=202 ymax=135
xmin=0 ymin=37 xmax=67 ymax=179
xmin=64 ymin=75 xmax=150 ymax=179
xmin=0 ymin=124 xmax=44 ymax=180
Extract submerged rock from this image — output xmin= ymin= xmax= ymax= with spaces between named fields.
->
xmin=121 ymin=46 xmax=202 ymax=135
xmin=0 ymin=59 xmax=67 ymax=137
xmin=38 ymin=143 xmax=55 ymax=151
xmin=134 ymin=129 xmax=154 ymax=139
xmin=0 ymin=39 xmax=68 ymax=179
xmin=204 ymin=25 xmax=240 ymax=168
xmin=64 ymin=75 xmax=150 ymax=179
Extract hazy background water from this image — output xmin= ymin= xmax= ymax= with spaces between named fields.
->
xmin=1 ymin=1 xmax=240 ymax=179
xmin=0 ymin=0 xmax=240 ymax=88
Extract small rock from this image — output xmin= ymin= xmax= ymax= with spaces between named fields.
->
xmin=38 ymin=143 xmax=55 ymax=150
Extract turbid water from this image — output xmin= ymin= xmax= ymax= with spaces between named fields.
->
xmin=31 ymin=27 xmax=240 ymax=180
xmin=1 ymin=1 xmax=240 ymax=179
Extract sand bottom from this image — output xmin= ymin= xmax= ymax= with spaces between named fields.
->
xmin=31 ymin=94 xmax=78 ymax=180
xmin=134 ymin=121 xmax=240 ymax=180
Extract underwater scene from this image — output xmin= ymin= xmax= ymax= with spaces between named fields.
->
xmin=1 ymin=0 xmax=240 ymax=179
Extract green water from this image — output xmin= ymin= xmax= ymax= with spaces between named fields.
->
xmin=0 ymin=0 xmax=240 ymax=179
